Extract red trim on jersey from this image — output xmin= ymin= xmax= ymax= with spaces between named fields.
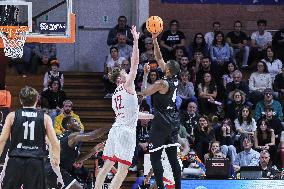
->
xmin=102 ymin=155 xmax=132 ymax=166
xmin=122 ymin=84 xmax=135 ymax=95
xmin=102 ymin=155 xmax=116 ymax=162
xmin=113 ymin=155 xmax=132 ymax=166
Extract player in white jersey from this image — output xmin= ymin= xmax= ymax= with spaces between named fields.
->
xmin=95 ymin=26 xmax=153 ymax=189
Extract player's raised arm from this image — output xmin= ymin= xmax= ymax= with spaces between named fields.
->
xmin=125 ymin=25 xmax=140 ymax=87
xmin=152 ymin=32 xmax=167 ymax=72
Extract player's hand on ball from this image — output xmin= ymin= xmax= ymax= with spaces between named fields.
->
xmin=131 ymin=25 xmax=140 ymax=41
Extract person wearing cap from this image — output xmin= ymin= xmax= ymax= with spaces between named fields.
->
xmin=54 ymin=100 xmax=84 ymax=135
xmin=43 ymin=59 xmax=64 ymax=91
xmin=254 ymin=88 xmax=283 ymax=122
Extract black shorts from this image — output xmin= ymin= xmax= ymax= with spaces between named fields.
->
xmin=45 ymin=162 xmax=76 ymax=189
xmin=148 ymin=114 xmax=180 ymax=152
xmin=2 ymin=157 xmax=46 ymax=189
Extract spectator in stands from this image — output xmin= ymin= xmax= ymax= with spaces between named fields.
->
xmin=176 ymin=70 xmax=196 ymax=110
xmin=254 ymin=118 xmax=276 ymax=164
xmin=121 ymin=59 xmax=131 ymax=73
xmin=190 ymin=51 xmax=204 ymax=83
xmin=272 ymin=27 xmax=284 ymax=62
xmin=261 ymin=46 xmax=282 ymax=82
xmin=274 ymin=67 xmax=284 ymax=109
xmin=225 ymin=89 xmax=252 ymax=122
xmin=160 ymin=19 xmax=186 ymax=60
xmin=182 ymin=149 xmax=205 ymax=178
xmin=197 ymin=73 xmax=218 ymax=116
xmin=193 ymin=115 xmax=215 ymax=162
xmin=249 ymin=60 xmax=272 ymax=105
xmin=54 ymin=100 xmax=84 ymax=135
xmin=250 ymin=19 xmax=272 ymax=66
xmin=103 ymin=47 xmax=125 ymax=98
xmin=222 ymin=62 xmax=237 ymax=89
xmin=107 ymin=15 xmax=133 ymax=46
xmin=234 ymin=106 xmax=256 ymax=138
xmin=233 ymin=135 xmax=260 ymax=172
xmin=180 ymin=56 xmax=191 ymax=73
xmin=195 ymin=56 xmax=218 ymax=88
xmin=205 ymin=21 xmax=221 ymax=47
xmin=226 ymin=20 xmax=250 ymax=68
xmin=41 ymin=78 xmax=66 ymax=123
xmin=140 ymin=37 xmax=153 ymax=63
xmin=254 ymin=88 xmax=283 ymax=121
xmin=204 ymin=140 xmax=221 ymax=162
xmin=210 ymin=31 xmax=231 ymax=71
xmin=180 ymin=101 xmax=199 ymax=145
xmin=43 ymin=59 xmax=64 ymax=91
xmin=173 ymin=46 xmax=187 ymax=63
xmin=114 ymin=34 xmax=133 ymax=60
xmin=138 ymin=22 xmax=152 ymax=53
xmin=188 ymin=33 xmax=209 ymax=62
xmin=215 ymin=119 xmax=237 ymax=163
xmin=259 ymin=150 xmax=279 ymax=179
xmin=30 ymin=44 xmax=57 ymax=74
xmin=226 ymin=70 xmax=249 ymax=97
xmin=265 ymin=107 xmax=283 ymax=146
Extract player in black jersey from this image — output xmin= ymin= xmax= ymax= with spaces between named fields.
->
xmin=141 ymin=32 xmax=181 ymax=189
xmin=46 ymin=116 xmax=110 ymax=189
xmin=0 ymin=86 xmax=60 ymax=189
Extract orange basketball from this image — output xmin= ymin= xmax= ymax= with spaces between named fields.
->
xmin=146 ymin=16 xmax=163 ymax=34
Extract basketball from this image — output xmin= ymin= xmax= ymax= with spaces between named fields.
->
xmin=146 ymin=16 xmax=163 ymax=34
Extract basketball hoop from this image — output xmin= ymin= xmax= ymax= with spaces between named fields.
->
xmin=0 ymin=26 xmax=29 ymax=58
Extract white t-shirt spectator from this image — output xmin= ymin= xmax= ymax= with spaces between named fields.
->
xmin=234 ymin=118 xmax=257 ymax=134
xmin=106 ymin=57 xmax=126 ymax=69
xmin=251 ymin=31 xmax=272 ymax=47
xmin=261 ymin=58 xmax=282 ymax=82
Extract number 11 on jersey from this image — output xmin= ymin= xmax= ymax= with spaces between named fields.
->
xmin=23 ymin=121 xmax=35 ymax=140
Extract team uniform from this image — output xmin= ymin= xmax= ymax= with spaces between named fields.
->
xmin=102 ymin=84 xmax=139 ymax=166
xmin=1 ymin=108 xmax=47 ymax=189
xmin=148 ymin=77 xmax=180 ymax=152
xmin=46 ymin=131 xmax=80 ymax=189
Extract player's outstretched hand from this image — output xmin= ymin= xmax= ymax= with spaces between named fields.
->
xmin=152 ymin=31 xmax=162 ymax=39
xmin=131 ymin=25 xmax=140 ymax=41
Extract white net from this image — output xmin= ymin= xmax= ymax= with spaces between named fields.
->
xmin=0 ymin=28 xmax=27 ymax=58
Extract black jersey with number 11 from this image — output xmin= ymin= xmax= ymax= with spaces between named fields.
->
xmin=8 ymin=108 xmax=47 ymax=159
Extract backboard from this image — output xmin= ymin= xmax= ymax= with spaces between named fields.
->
xmin=0 ymin=0 xmax=75 ymax=48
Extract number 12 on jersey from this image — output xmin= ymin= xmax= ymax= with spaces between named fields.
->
xmin=23 ymin=121 xmax=35 ymax=140
xmin=114 ymin=95 xmax=124 ymax=110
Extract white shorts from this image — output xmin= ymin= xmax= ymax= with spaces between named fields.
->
xmin=102 ymin=126 xmax=136 ymax=166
